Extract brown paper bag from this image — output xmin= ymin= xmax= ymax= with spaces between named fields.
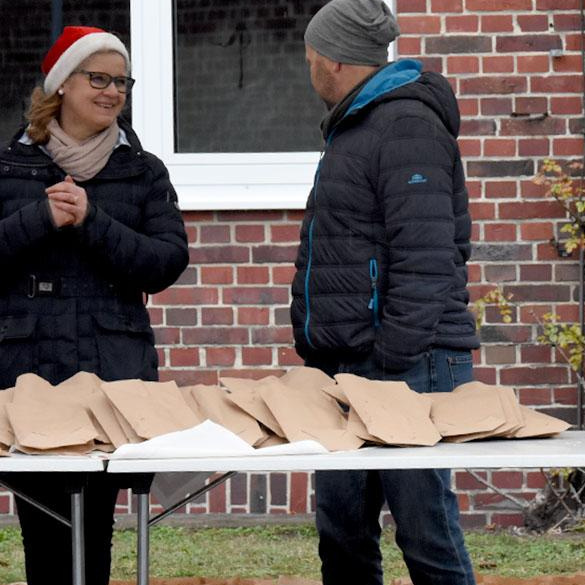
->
xmin=0 ymin=388 xmax=14 ymax=447
xmin=429 ymin=383 xmax=507 ymax=438
xmin=440 ymin=382 xmax=561 ymax=443
xmin=321 ymin=382 xmax=349 ymax=406
xmin=189 ymin=384 xmax=266 ymax=446
xmin=54 ymin=372 xmax=112 ymax=444
xmin=259 ymin=377 xmax=363 ymax=451
xmin=102 ymin=379 xmax=201 ymax=440
xmin=112 ymin=402 xmax=144 ymax=443
xmin=16 ymin=372 xmax=113 ymax=446
xmin=180 ymin=385 xmax=205 ymax=419
xmin=346 ymin=406 xmax=382 ymax=444
xmin=511 ymin=405 xmax=571 ymax=438
xmin=221 ymin=376 xmax=286 ymax=438
xmin=87 ymin=389 xmax=137 ymax=448
xmin=279 ymin=366 xmax=334 ymax=392
xmin=10 ymin=374 xmax=101 ymax=453
xmin=335 ymin=374 xmax=441 ymax=446
xmin=13 ymin=372 xmax=53 ymax=396
xmin=56 ymin=371 xmax=102 ymax=394
xmin=16 ymin=442 xmax=96 ymax=456
xmin=144 ymin=381 xmax=204 ymax=428
xmin=254 ymin=433 xmax=288 ymax=448
xmin=489 ymin=384 xmax=525 ymax=437
xmin=7 ymin=400 xmax=98 ymax=451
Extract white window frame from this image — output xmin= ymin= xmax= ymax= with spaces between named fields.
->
xmin=130 ymin=0 xmax=396 ymax=210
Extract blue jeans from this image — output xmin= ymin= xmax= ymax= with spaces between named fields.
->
xmin=308 ymin=348 xmax=476 ymax=585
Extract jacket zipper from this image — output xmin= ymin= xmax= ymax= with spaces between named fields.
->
xmin=303 ymin=153 xmax=324 ymax=349
xmin=368 ymin=258 xmax=380 ymax=328
xmin=303 ymin=130 xmax=337 ymax=349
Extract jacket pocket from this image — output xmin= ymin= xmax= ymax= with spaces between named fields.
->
xmin=92 ymin=313 xmax=158 ymax=381
xmin=0 ymin=315 xmax=38 ymax=388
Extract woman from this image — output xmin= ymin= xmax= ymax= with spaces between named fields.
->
xmin=0 ymin=26 xmax=189 ymax=585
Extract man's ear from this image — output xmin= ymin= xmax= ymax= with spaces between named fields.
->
xmin=332 ymin=61 xmax=343 ymax=73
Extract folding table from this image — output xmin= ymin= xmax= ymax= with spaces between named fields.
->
xmin=0 ymin=454 xmax=106 ymax=585
xmin=106 ymin=430 xmax=585 ymax=585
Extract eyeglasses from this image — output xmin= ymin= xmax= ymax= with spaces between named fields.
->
xmin=75 ymin=70 xmax=135 ymax=93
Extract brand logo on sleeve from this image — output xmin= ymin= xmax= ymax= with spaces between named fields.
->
xmin=408 ymin=173 xmax=428 ymax=185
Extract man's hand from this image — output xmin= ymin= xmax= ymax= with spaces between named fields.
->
xmin=46 ymin=175 xmax=89 ymax=227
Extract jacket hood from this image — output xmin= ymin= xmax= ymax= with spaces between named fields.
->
xmin=323 ymin=59 xmax=461 ymax=140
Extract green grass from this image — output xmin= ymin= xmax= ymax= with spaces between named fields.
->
xmin=0 ymin=524 xmax=584 ymax=583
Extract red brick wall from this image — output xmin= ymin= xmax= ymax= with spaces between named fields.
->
xmin=152 ymin=209 xmax=304 ymax=386
xmin=399 ymin=0 xmax=584 ymax=527
xmin=139 ymin=1 xmax=585 ymax=528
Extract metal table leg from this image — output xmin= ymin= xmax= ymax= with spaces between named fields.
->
xmin=137 ymin=491 xmax=150 ymax=585
xmin=131 ymin=471 xmax=236 ymax=585
xmin=0 ymin=475 xmax=87 ymax=585
xmin=125 ymin=474 xmax=154 ymax=585
xmin=70 ymin=487 xmax=86 ymax=585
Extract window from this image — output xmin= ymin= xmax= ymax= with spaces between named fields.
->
xmin=173 ymin=0 xmax=324 ymax=154
xmin=131 ymin=0 xmax=396 ymax=210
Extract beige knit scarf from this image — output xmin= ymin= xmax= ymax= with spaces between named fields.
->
xmin=45 ymin=118 xmax=120 ymax=182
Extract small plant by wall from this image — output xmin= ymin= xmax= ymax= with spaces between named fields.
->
xmin=472 ymin=286 xmax=514 ymax=332
xmin=525 ymin=159 xmax=585 ymax=532
xmin=534 ymin=159 xmax=585 ymax=427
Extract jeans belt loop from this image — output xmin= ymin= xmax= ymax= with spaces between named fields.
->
xmin=27 ymin=274 xmax=37 ymax=299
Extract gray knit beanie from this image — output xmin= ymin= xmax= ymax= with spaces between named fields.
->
xmin=304 ymin=0 xmax=400 ymax=66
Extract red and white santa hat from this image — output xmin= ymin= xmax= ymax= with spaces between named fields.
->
xmin=42 ymin=25 xmax=130 ymax=96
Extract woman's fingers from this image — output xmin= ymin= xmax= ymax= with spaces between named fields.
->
xmin=48 ymin=200 xmax=76 ymax=228
xmin=50 ymin=200 xmax=77 ymax=211
xmin=47 ymin=192 xmax=78 ymax=204
xmin=46 ymin=178 xmax=88 ymax=226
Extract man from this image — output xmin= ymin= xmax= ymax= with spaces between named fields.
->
xmin=290 ymin=1 xmax=480 ymax=584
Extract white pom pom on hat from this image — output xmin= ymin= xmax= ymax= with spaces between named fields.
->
xmin=42 ymin=25 xmax=130 ymax=96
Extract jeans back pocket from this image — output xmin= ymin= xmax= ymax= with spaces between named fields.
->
xmin=446 ymin=352 xmax=474 ymax=390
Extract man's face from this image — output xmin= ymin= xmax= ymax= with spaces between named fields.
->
xmin=305 ymin=45 xmax=338 ymax=109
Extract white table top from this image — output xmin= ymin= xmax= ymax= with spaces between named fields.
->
xmin=106 ymin=431 xmax=585 ymax=474
xmin=0 ymin=454 xmax=105 ymax=472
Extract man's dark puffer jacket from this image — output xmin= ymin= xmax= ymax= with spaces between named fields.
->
xmin=291 ymin=59 xmax=480 ymax=372
xmin=0 ymin=118 xmax=189 ymax=388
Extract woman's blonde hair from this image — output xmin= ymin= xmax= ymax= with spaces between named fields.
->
xmin=25 ymin=86 xmax=62 ymax=144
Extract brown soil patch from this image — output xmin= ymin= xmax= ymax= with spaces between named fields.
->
xmin=391 ymin=575 xmax=585 ymax=585
xmin=477 ymin=576 xmax=585 ymax=585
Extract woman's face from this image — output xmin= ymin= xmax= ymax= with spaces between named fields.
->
xmin=59 ymin=51 xmax=127 ymax=140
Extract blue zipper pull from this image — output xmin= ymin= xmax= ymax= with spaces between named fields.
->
xmin=369 ymin=258 xmax=380 ymax=327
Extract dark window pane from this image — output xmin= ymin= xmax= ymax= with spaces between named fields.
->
xmin=174 ymin=0 xmax=327 ymax=153
xmin=0 ymin=0 xmax=130 ymax=145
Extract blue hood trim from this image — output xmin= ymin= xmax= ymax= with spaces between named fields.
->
xmin=344 ymin=59 xmax=423 ymax=119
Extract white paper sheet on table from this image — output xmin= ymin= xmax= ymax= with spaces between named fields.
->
xmin=110 ymin=419 xmax=329 ymax=459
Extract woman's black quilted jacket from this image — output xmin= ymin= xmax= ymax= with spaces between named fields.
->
xmin=0 ymin=119 xmax=188 ymax=387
